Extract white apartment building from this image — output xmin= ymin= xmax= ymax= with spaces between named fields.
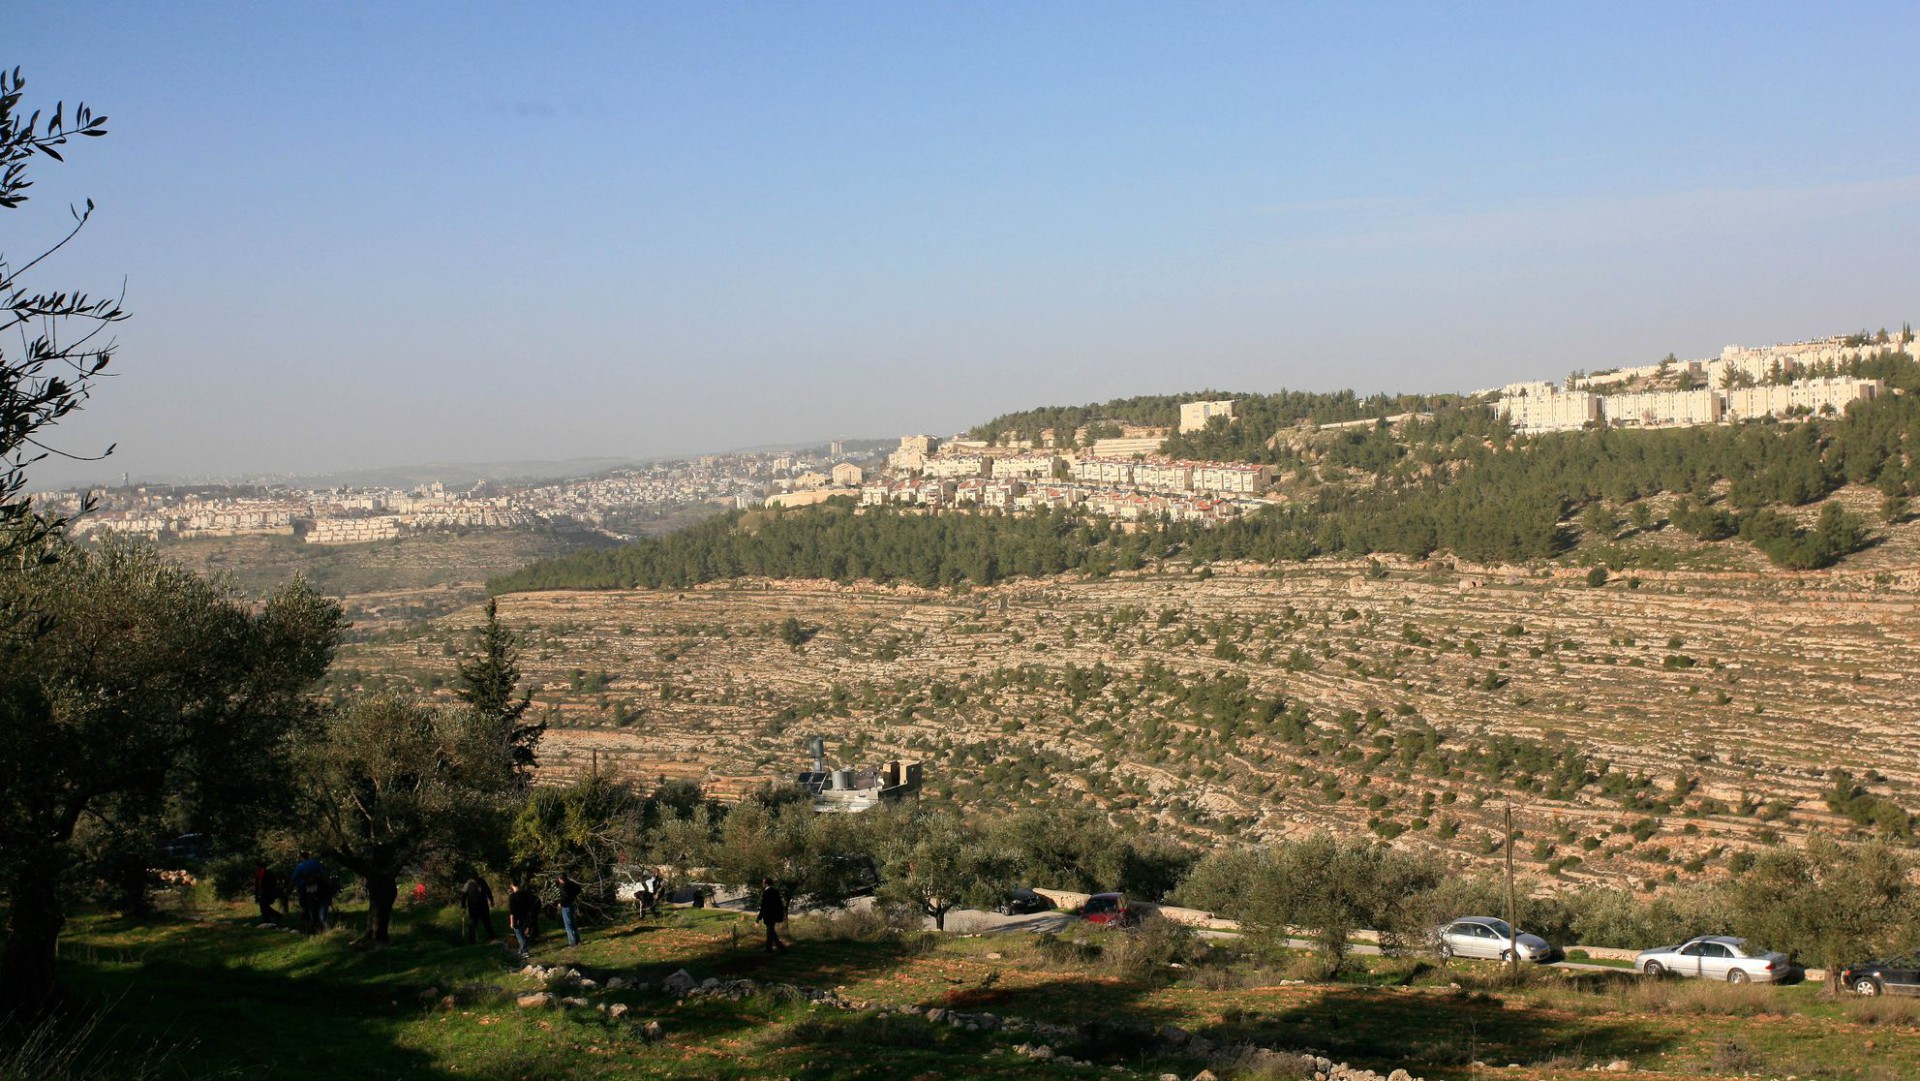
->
xmin=1723 ymin=377 xmax=1884 ymax=421
xmin=887 ymin=434 xmax=940 ymax=473
xmin=1071 ymin=457 xmax=1136 ymax=487
xmin=1131 ymin=460 xmax=1194 ymax=493
xmin=1178 ymin=399 xmax=1238 ymax=433
xmin=922 ymin=455 xmax=988 ymax=479
xmin=987 ymin=454 xmax=1063 ymax=481
xmin=1603 ymin=388 xmax=1723 ymax=428
xmin=306 ymin=517 xmax=402 ymax=545
xmin=1192 ymin=463 xmax=1272 ymax=496
xmin=1705 ymin=353 xmax=1799 ymax=389
xmin=830 ymin=463 xmax=864 ymax=487
xmin=1499 ymin=390 xmax=1601 ymax=434
xmin=1090 ymin=435 xmax=1165 ymax=458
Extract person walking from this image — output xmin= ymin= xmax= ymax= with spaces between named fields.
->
xmin=507 ymin=881 xmax=538 ymax=954
xmin=555 ymin=873 xmax=582 ymax=948
xmin=757 ymin=876 xmax=788 ymax=954
xmin=461 ymin=872 xmax=496 ymax=944
xmin=639 ymin=871 xmax=660 ymax=919
xmin=289 ymin=852 xmax=328 ymax=933
xmin=252 ymin=862 xmax=282 ymax=924
xmin=315 ymin=868 xmax=337 ymax=932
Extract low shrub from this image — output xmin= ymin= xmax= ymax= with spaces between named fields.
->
xmin=789 ymin=905 xmax=895 ymax=943
xmin=1846 ymin=994 xmax=1920 ymax=1027
xmin=1208 ymin=1046 xmax=1316 ymax=1080
xmin=1103 ymin=914 xmax=1198 ymax=979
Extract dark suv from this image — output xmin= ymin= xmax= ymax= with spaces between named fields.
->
xmin=1839 ymin=956 xmax=1920 ymax=996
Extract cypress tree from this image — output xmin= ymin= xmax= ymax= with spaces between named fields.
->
xmin=456 ymin=599 xmax=543 ymax=785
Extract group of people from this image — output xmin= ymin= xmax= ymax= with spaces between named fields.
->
xmin=460 ymin=871 xmax=584 ymax=954
xmin=252 ymin=853 xmax=338 ymax=933
xmin=250 ymin=859 xmax=794 ymax=958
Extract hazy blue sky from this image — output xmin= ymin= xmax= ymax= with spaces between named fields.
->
xmin=15 ymin=2 xmax=1920 ymax=484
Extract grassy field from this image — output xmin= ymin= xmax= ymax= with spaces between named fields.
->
xmin=27 ymin=895 xmax=1920 ymax=1081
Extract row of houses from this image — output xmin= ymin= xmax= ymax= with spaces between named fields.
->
xmin=897 ymin=441 xmax=1274 ymax=497
xmin=858 ymin=477 xmax=1259 ymax=522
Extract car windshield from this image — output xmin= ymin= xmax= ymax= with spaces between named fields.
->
xmin=1482 ymin=919 xmax=1512 ymax=937
xmin=1085 ymin=897 xmax=1118 ymax=914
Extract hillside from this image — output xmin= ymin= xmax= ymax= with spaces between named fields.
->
xmin=152 ymin=528 xmax=622 ymax=633
xmin=340 ymin=492 xmax=1920 ymax=888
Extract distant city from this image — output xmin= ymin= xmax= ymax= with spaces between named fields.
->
xmin=38 ymin=329 xmax=1914 ymax=547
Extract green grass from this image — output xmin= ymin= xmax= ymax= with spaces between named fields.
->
xmin=29 ymin=899 xmax=1920 ymax=1081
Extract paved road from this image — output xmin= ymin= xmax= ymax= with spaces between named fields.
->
xmin=691 ymin=890 xmax=1654 ymax=979
xmin=930 ymin=905 xmax=1630 ymax=975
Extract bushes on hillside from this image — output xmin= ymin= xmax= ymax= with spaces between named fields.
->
xmin=1174 ymin=832 xmax=1443 ymax=976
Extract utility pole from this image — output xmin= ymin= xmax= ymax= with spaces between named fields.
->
xmin=1505 ymin=799 xmax=1519 ymax=980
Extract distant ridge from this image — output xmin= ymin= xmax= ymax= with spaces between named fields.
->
xmin=267 ymin=458 xmax=649 ymax=489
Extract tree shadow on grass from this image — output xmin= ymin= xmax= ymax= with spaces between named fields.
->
xmin=59 ymin=907 xmax=593 ymax=1079
xmin=1217 ymin=983 xmax=1676 ymax=1074
xmin=59 ymin=903 xmax=942 ymax=1080
xmin=55 ymin=905 xmax=1685 ymax=1080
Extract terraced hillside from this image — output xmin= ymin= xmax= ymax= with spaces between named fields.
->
xmin=337 ymin=490 xmax=1920 ymax=889
xmin=150 ymin=528 xmax=622 ymax=633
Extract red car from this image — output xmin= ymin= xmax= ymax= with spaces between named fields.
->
xmin=1081 ymin=893 xmax=1135 ymax=927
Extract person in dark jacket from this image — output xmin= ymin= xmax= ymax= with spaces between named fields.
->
xmin=757 ymin=877 xmax=788 ymax=953
xmin=507 ymin=881 xmax=538 ymax=954
xmin=289 ymin=852 xmax=328 ymax=932
xmin=461 ymin=873 xmax=495 ymax=944
xmin=253 ymin=863 xmax=282 ymax=924
xmin=555 ymin=873 xmax=582 ymax=947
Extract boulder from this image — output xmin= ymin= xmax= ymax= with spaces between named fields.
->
xmin=662 ymin=969 xmax=696 ymax=995
xmin=641 ymin=1020 xmax=664 ymax=1041
xmin=515 ymin=992 xmax=553 ymax=1009
xmin=608 ymin=1003 xmax=630 ymax=1020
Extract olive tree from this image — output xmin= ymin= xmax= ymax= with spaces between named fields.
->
xmin=294 ymin=697 xmax=515 ymax=944
xmin=1731 ymin=837 xmax=1917 ymax=991
xmin=0 ymin=543 xmax=341 ymax=1015
xmin=875 ymin=808 xmax=1014 ymax=931
xmin=0 ymin=68 xmax=119 ymax=560
xmin=509 ymin=775 xmax=645 ymax=915
xmin=1176 ymin=832 xmax=1442 ymax=977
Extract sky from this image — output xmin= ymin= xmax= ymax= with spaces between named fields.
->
xmin=14 ymin=2 xmax=1920 ymax=485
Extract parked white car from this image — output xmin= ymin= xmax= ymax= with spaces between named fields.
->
xmin=1436 ymin=916 xmax=1556 ymax=963
xmin=1636 ymin=936 xmax=1801 ymax=983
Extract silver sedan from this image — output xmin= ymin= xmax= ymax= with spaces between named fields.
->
xmin=1436 ymin=916 xmax=1555 ymax=963
xmin=1636 ymin=936 xmax=1799 ymax=983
